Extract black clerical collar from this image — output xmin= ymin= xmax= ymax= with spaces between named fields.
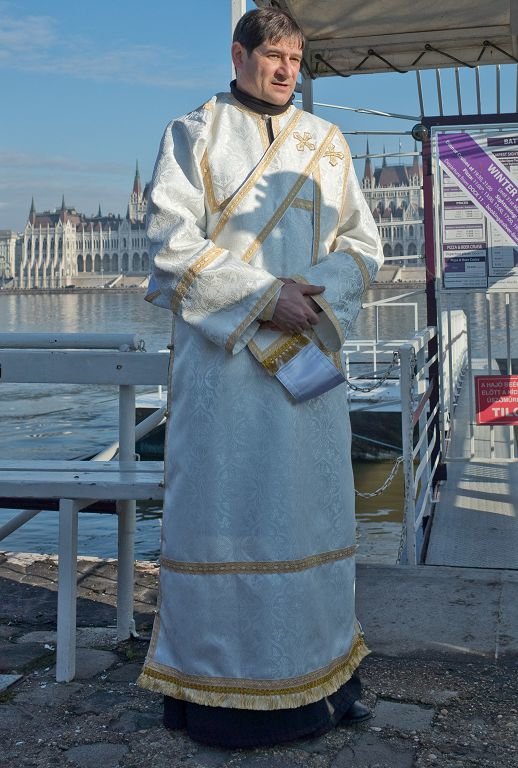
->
xmin=230 ymin=80 xmax=294 ymax=116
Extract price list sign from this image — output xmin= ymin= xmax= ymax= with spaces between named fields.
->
xmin=437 ymin=129 xmax=518 ymax=290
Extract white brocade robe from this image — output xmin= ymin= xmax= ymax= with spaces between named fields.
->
xmin=138 ymin=92 xmax=384 ymax=710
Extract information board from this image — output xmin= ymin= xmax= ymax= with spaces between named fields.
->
xmin=435 ymin=127 xmax=518 ymax=290
xmin=475 ymin=375 xmax=518 ymax=425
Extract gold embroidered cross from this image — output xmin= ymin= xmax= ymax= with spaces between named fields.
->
xmin=324 ymin=144 xmax=345 ymax=166
xmin=293 ymin=132 xmax=316 ymax=151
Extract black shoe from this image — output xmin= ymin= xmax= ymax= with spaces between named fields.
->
xmin=341 ymin=700 xmax=372 ymax=724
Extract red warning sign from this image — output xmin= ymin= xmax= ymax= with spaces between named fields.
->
xmin=475 ymin=375 xmax=518 ymax=425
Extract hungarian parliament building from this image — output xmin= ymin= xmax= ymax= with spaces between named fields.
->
xmin=0 ymin=149 xmax=423 ymax=289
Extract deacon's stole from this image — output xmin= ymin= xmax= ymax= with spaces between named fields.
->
xmin=205 ymin=105 xmax=353 ymax=378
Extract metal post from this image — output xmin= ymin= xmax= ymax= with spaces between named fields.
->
xmin=230 ymin=0 xmax=247 ymax=78
xmin=400 ymin=344 xmax=417 ymax=565
xmin=506 ymin=294 xmax=514 ymax=458
xmin=117 ymin=385 xmax=137 ymax=640
xmin=301 ymin=75 xmax=314 ymax=113
xmin=56 ymin=499 xmax=79 ymax=682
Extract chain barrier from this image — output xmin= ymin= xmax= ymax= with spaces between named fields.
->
xmin=396 ymin=521 xmax=407 ymax=564
xmin=344 ymin=351 xmax=400 ymax=393
xmin=355 ymin=454 xmax=404 ymax=498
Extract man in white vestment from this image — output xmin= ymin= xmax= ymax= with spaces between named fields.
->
xmin=138 ymin=8 xmax=384 ymax=747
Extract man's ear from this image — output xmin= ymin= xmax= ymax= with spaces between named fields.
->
xmin=231 ymin=41 xmax=246 ymax=71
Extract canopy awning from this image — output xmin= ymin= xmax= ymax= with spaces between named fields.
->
xmin=255 ymin=0 xmax=518 ymax=77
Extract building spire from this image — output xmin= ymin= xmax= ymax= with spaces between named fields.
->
xmin=382 ymin=145 xmax=387 ymax=168
xmin=97 ymin=203 xmax=102 ymax=218
xmin=132 ymin=160 xmax=142 ymax=197
xmin=61 ymin=193 xmax=66 ymax=210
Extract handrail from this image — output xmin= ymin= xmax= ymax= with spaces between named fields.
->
xmin=398 ymin=311 xmax=468 ymax=564
xmin=0 ymin=332 xmax=143 ymax=350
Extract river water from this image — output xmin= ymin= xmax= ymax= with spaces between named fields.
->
xmin=0 ymin=288 xmax=426 ymax=564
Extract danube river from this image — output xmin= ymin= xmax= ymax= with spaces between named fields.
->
xmin=0 ymin=288 xmax=427 ymax=564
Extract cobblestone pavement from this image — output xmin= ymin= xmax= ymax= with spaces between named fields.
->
xmin=1 ymin=554 xmax=517 ymax=768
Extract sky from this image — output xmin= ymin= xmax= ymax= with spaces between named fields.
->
xmin=1 ymin=0 xmax=517 ymax=232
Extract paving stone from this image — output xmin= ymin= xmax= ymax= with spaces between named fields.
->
xmin=54 ymin=648 xmax=118 ymax=680
xmin=64 ymin=743 xmax=128 ymax=767
xmin=425 ymin=689 xmax=460 ymax=705
xmin=0 ymin=625 xmax=21 ymax=640
xmin=0 ymin=640 xmax=53 ymax=672
xmin=298 ymin=734 xmax=330 ymax=753
xmin=332 ymin=733 xmax=415 ymax=767
xmin=15 ymin=681 xmax=82 ymax=706
xmin=0 ymin=704 xmax=32 ymax=731
xmin=72 ymin=689 xmax=130 ymax=715
xmin=372 ymin=699 xmax=434 ymax=731
xmin=106 ymin=662 xmax=142 ymax=682
xmin=238 ymin=755 xmax=305 ymax=767
xmin=0 ymin=673 xmax=22 ymax=693
xmin=17 ymin=630 xmax=57 ymax=645
xmin=19 ymin=627 xmax=119 ymax=649
xmin=189 ymin=748 xmax=233 ymax=767
xmin=108 ymin=709 xmax=161 ymax=732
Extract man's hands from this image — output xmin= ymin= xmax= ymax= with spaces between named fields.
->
xmin=262 ymin=279 xmax=325 ymax=334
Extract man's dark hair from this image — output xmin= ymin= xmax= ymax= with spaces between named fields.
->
xmin=232 ymin=8 xmax=304 ymax=54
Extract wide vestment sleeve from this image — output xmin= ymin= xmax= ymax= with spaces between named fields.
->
xmin=145 ymin=106 xmax=282 ymax=354
xmin=297 ymin=150 xmax=384 ymax=353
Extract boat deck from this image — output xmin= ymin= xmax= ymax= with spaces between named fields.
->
xmin=425 ymin=362 xmax=518 ymax=569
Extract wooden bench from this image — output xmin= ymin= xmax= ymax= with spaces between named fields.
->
xmin=0 ymin=336 xmax=169 ymax=681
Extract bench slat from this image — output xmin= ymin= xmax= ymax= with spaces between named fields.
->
xmin=0 ymin=461 xmax=164 ymax=501
xmin=0 ymin=460 xmax=164 ymax=473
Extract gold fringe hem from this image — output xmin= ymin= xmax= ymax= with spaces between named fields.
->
xmin=137 ymin=634 xmax=370 ymax=711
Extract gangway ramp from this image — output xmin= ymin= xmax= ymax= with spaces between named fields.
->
xmin=426 ymin=361 xmax=518 ymax=569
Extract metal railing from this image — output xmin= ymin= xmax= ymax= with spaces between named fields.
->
xmin=398 ymin=310 xmax=468 ymax=564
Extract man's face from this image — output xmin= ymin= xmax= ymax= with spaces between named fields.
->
xmin=232 ymin=36 xmax=302 ymax=105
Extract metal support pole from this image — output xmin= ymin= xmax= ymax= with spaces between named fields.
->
xmin=301 ymin=75 xmax=314 ymax=113
xmin=400 ymin=344 xmax=417 ymax=565
xmin=0 ymin=509 xmax=40 ymax=542
xmin=230 ymin=0 xmax=247 ymax=78
xmin=117 ymin=385 xmax=137 ymax=640
xmin=56 ymin=499 xmax=79 ymax=682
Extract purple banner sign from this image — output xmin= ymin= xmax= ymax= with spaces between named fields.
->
xmin=438 ymin=133 xmax=518 ymax=244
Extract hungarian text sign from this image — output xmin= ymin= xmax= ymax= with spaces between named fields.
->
xmin=438 ymin=133 xmax=518 ymax=245
xmin=475 ymin=375 xmax=518 ymax=425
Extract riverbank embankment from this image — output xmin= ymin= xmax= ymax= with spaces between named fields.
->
xmin=1 ymin=552 xmax=516 ymax=768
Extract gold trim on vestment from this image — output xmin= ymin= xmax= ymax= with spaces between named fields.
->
xmin=261 ymin=332 xmax=310 ymax=375
xmin=171 ymin=246 xmax=225 ymax=313
xmin=239 ymin=124 xmax=337 ymax=266
xmin=171 ymin=246 xmax=225 ymax=312
xmin=312 ymin=165 xmax=321 ymax=265
xmin=201 ymin=150 xmax=233 ymax=214
xmin=257 ymin=116 xmax=270 ymax=151
xmin=350 ymin=251 xmax=371 ymax=293
xmin=209 ymin=110 xmax=303 ymax=244
xmin=161 ymin=545 xmax=356 ymax=575
xmin=336 ymin=131 xmax=352 ymax=225
xmin=137 ymin=629 xmax=369 ymax=710
xmin=292 ymin=198 xmax=313 ymax=211
xmin=201 ymin=150 xmax=219 ymax=214
xmin=248 ymin=331 xmax=311 ymax=375
xmin=224 ymin=279 xmax=282 ymax=354
xmin=144 ymin=289 xmax=161 ymax=303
